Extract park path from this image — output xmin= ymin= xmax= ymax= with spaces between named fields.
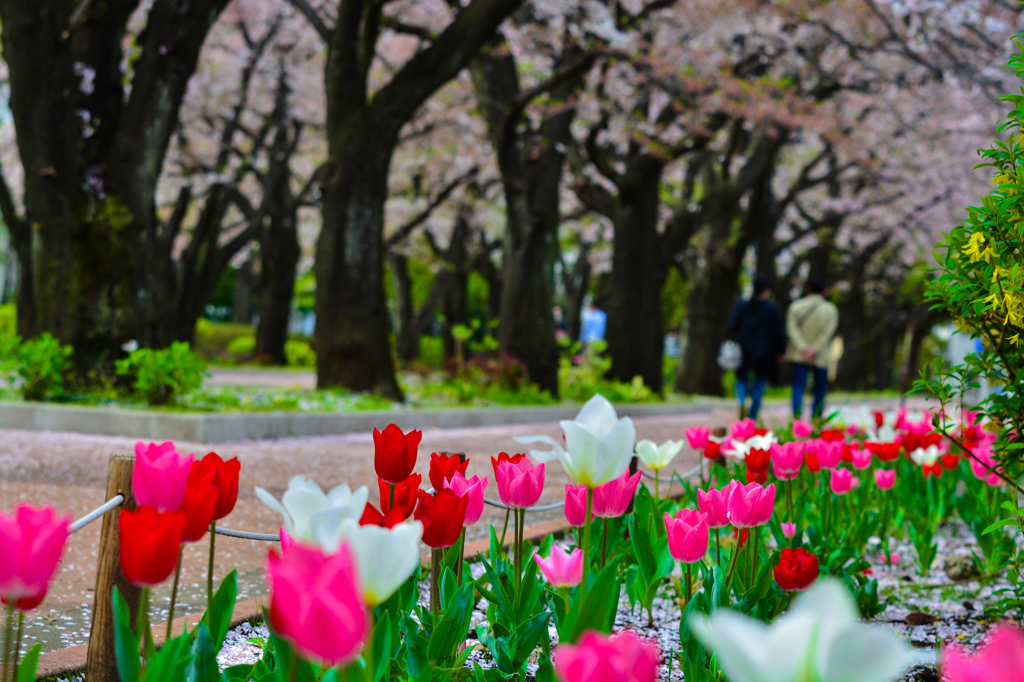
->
xmin=205 ymin=367 xmax=316 ymax=388
xmin=0 ymin=399 xmax=885 ymax=653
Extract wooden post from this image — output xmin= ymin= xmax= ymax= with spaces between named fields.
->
xmin=85 ymin=455 xmax=139 ymax=682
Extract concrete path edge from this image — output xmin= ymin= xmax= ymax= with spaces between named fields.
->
xmin=0 ymin=399 xmax=732 ymax=443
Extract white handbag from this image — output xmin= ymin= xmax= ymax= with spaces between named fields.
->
xmin=717 ymin=340 xmax=743 ymax=371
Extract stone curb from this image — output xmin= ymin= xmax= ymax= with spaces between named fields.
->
xmin=0 ymin=400 xmax=731 ymax=444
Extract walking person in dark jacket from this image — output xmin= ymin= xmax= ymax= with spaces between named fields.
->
xmin=728 ymin=276 xmax=786 ymax=420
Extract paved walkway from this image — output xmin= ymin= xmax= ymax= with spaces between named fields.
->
xmin=205 ymin=368 xmax=316 ymax=388
xmin=0 ymin=399 xmax=899 ymax=653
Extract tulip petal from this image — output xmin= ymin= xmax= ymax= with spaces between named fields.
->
xmin=513 ymin=435 xmax=567 ymax=463
xmin=572 ymin=394 xmax=619 ymax=438
xmin=255 ymin=486 xmax=295 ymax=535
xmin=818 ymin=625 xmax=916 ymax=682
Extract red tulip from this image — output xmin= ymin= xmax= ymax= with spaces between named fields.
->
xmin=491 ymin=452 xmax=527 ymax=476
xmin=703 ymin=441 xmax=721 ymax=460
xmin=745 ymin=447 xmax=770 ymax=484
xmin=428 ymin=453 xmax=468 ymax=492
xmin=804 ymin=451 xmax=821 ymax=473
xmin=119 ymin=506 xmax=186 ymax=586
xmin=414 ymin=489 xmax=468 ymax=548
xmin=379 ymin=473 xmax=421 ymax=521
xmin=374 ymin=424 xmax=422 ymax=484
xmin=359 ymin=503 xmax=408 ymax=529
xmin=773 ymin=547 xmax=819 ymax=591
xmin=819 ymin=429 xmax=845 ymax=442
xmin=189 ymin=452 xmax=240 ymax=520
xmin=179 ymin=473 xmax=218 ymax=543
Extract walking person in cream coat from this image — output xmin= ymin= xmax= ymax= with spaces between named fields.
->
xmin=785 ymin=278 xmax=839 ymax=420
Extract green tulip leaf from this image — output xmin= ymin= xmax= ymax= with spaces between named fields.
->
xmin=15 ymin=643 xmax=42 ymax=682
xmin=112 ymin=588 xmax=140 ymax=682
xmin=203 ymin=570 xmax=238 ymax=649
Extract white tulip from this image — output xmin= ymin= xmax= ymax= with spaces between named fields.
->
xmin=255 ymin=475 xmax=368 ymax=542
xmin=515 ymin=393 xmax=636 ymax=487
xmin=910 ymin=445 xmax=942 ymax=467
xmin=689 ymin=579 xmax=918 ymax=682
xmin=867 ymin=425 xmax=898 ymax=444
xmin=724 ymin=433 xmax=776 ymax=460
xmin=635 ymin=439 xmax=684 ymax=470
xmin=316 ymin=519 xmax=423 ymax=606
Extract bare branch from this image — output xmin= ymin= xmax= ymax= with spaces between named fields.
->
xmin=386 ymin=168 xmax=478 ymax=248
xmin=286 ymin=0 xmax=333 ymax=41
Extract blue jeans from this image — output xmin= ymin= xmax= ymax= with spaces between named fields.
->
xmin=736 ymin=373 xmax=767 ymax=420
xmin=791 ymin=363 xmax=828 ymax=419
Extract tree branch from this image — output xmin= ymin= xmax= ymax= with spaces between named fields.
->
xmin=386 ymin=168 xmax=478 ymax=248
xmin=286 ymin=0 xmax=333 ymax=41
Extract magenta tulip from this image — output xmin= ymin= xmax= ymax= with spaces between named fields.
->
xmin=133 ymin=440 xmax=193 ymax=513
xmin=495 ymin=458 xmax=545 ymax=509
xmin=592 ymin=470 xmax=642 ymax=519
xmin=792 ymin=420 xmax=814 ymax=438
xmin=265 ymin=540 xmax=369 ymax=667
xmin=943 ymin=623 xmax=1024 ymax=682
xmin=685 ymin=426 xmax=710 ymax=450
xmin=781 ymin=521 xmax=797 ymax=539
xmin=830 ymin=468 xmax=858 ymax=496
xmin=534 ymin=545 xmax=584 ymax=588
xmin=730 ymin=418 xmax=757 ymax=440
xmin=969 ymin=447 xmax=1002 ymax=487
xmin=806 ymin=439 xmax=843 ymax=470
xmin=770 ymin=442 xmax=804 ymax=481
xmin=564 ymin=484 xmax=591 ymax=527
xmin=665 ymin=509 xmax=709 ymax=563
xmin=727 ymin=482 xmax=775 ymax=528
xmin=850 ymin=446 xmax=872 ymax=470
xmin=874 ymin=468 xmax=896 ymax=490
xmin=554 ymin=630 xmax=658 ymax=682
xmin=444 ymin=472 xmax=488 ymax=526
xmin=697 ymin=481 xmax=735 ymax=529
xmin=0 ymin=504 xmax=71 ymax=611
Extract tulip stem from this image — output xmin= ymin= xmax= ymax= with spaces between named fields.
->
xmin=685 ymin=564 xmax=692 ymax=605
xmin=581 ymin=487 xmax=594 ymax=597
xmin=456 ymin=530 xmax=466 ymax=583
xmin=12 ymin=612 xmax=22 ymax=680
xmin=786 ymin=479 xmax=794 ymax=520
xmin=723 ymin=536 xmax=741 ymax=595
xmin=389 ymin=482 xmax=395 ymax=511
xmin=137 ymin=587 xmax=152 ymax=669
xmin=430 ymin=548 xmax=441 ymax=617
xmin=2 ymin=603 xmax=14 ymax=682
xmin=499 ymin=508 xmax=511 ymax=548
xmin=750 ymin=527 xmax=760 ymax=584
xmin=654 ymin=471 xmax=660 ymax=499
xmin=207 ymin=521 xmax=216 ymax=611
xmin=166 ymin=547 xmax=184 ymax=642
xmin=600 ymin=518 xmax=608 ymax=568
xmin=715 ymin=528 xmax=721 ymax=566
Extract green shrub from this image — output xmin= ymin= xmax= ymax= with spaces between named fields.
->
xmin=226 ymin=335 xmax=256 ymax=356
xmin=558 ymin=341 xmax=655 ymax=403
xmin=194 ymin=319 xmax=256 ymax=354
xmin=0 ymin=303 xmax=16 ymax=338
xmin=115 ymin=342 xmax=207 ymax=405
xmin=285 ymin=339 xmax=316 ymax=367
xmin=418 ymin=335 xmax=444 ymax=368
xmin=3 ymin=333 xmax=74 ymax=401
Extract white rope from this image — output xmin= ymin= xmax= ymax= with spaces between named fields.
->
xmin=69 ymin=495 xmax=125 ymax=533
xmin=214 ymin=526 xmax=281 ymax=542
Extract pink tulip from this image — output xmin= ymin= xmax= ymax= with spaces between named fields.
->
xmin=781 ymin=522 xmax=797 ymax=539
xmin=495 ymin=458 xmax=545 ymax=509
xmin=444 ymin=472 xmax=488 ymax=526
xmin=133 ymin=441 xmax=193 ymax=513
xmin=830 ymin=468 xmax=858 ymax=496
xmin=792 ymin=420 xmax=814 ymax=438
xmin=942 ymin=623 xmax=1024 ymax=682
xmin=697 ymin=481 xmax=736 ymax=529
xmin=969 ymin=446 xmax=1002 ymax=487
xmin=816 ymin=440 xmax=843 ymax=469
xmin=850 ymin=446 xmax=872 ymax=470
xmin=592 ymin=470 xmax=642 ymax=519
xmin=770 ymin=442 xmax=804 ymax=481
xmin=534 ymin=546 xmax=584 ymax=588
xmin=727 ymin=482 xmax=775 ymax=528
xmin=265 ymin=540 xmax=369 ymax=666
xmin=874 ymin=468 xmax=896 ymax=490
xmin=564 ymin=484 xmax=591 ymax=527
xmin=665 ymin=509 xmax=709 ymax=563
xmin=730 ymin=418 xmax=757 ymax=440
xmin=0 ymin=504 xmax=71 ymax=611
xmin=685 ymin=426 xmax=710 ymax=450
xmin=554 ymin=630 xmax=658 ymax=682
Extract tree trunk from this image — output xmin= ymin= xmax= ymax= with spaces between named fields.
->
xmin=604 ymin=153 xmax=668 ymax=393
xmin=255 ymin=207 xmax=301 ymax=365
xmin=233 ymin=259 xmax=257 ymax=325
xmin=389 ymin=253 xmax=419 ymax=365
xmin=316 ymin=133 xmax=403 ymax=398
xmin=563 ymin=244 xmax=590 ymax=343
xmin=0 ymin=0 xmax=230 ymax=372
